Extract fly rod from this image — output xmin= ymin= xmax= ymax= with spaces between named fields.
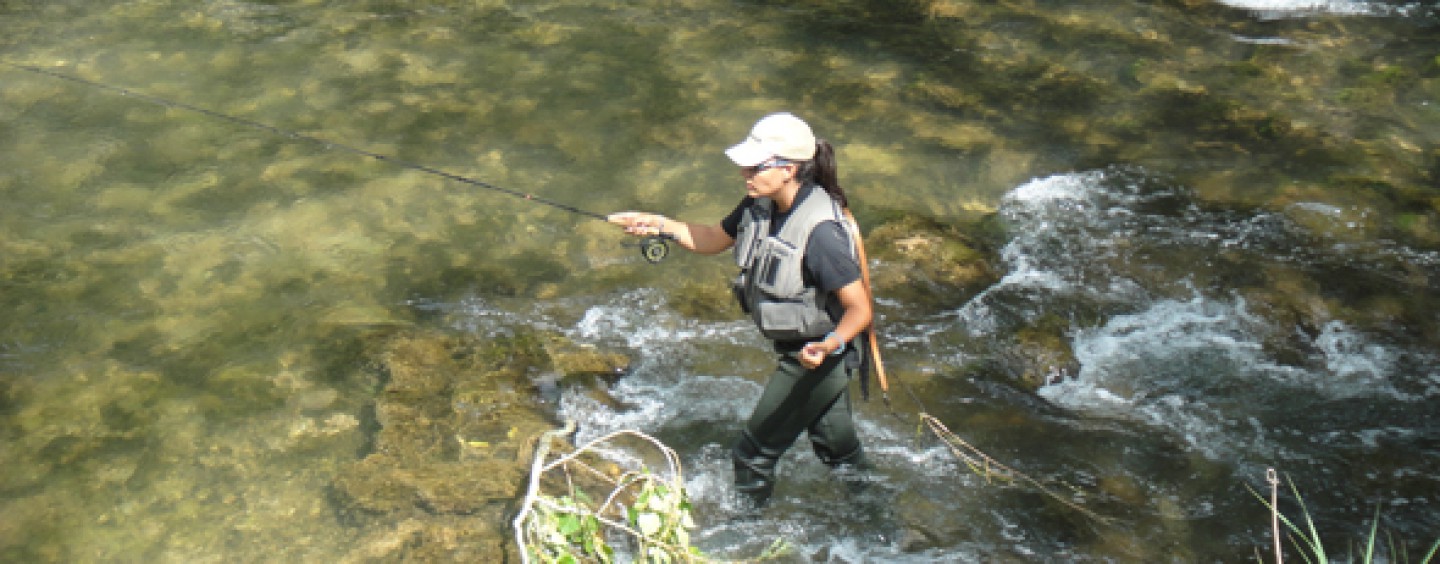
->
xmin=3 ymin=61 xmax=675 ymax=263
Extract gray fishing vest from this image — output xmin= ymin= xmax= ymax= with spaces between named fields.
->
xmin=732 ymin=186 xmax=850 ymax=341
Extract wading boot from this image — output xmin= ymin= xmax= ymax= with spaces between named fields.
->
xmin=732 ymin=431 xmax=780 ymax=509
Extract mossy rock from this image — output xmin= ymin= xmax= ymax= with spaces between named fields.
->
xmin=333 ymin=454 xmax=422 ymax=513
xmin=670 ymin=279 xmax=743 ymax=322
xmin=894 ymin=488 xmax=970 ymax=552
xmin=459 ymin=329 xmax=631 ymax=383
xmin=1012 ymin=319 xmax=1081 ymax=391
xmin=959 ymin=311 xmax=1082 ymax=393
xmin=342 ymin=513 xmax=512 ymax=562
xmin=334 ymin=328 xmax=627 ymax=557
xmin=373 ymin=404 xmax=452 ymax=460
xmin=541 ymin=333 xmax=631 ymax=383
xmin=379 ymin=336 xmax=457 ymax=397
xmin=865 ymin=213 xmax=1002 ymax=308
xmin=409 ymin=460 xmax=525 ymax=512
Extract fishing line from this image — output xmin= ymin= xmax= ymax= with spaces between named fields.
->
xmin=9 ymin=61 xmax=1111 ymax=527
xmin=848 ymin=215 xmax=1111 ymax=525
xmin=3 ymin=61 xmax=675 ymax=263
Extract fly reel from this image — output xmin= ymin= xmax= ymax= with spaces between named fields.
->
xmin=626 ymin=234 xmax=674 ymax=264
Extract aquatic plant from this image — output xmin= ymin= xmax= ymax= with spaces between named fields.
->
xmin=513 ymin=422 xmax=795 ymax=563
xmin=513 ymin=422 xmax=704 ymax=563
xmin=1251 ymin=469 xmax=1440 ymax=564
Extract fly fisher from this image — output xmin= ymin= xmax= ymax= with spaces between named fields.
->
xmin=609 ymin=112 xmax=874 ymax=507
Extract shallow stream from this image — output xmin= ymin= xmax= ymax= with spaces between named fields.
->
xmin=2 ymin=0 xmax=1437 ymax=561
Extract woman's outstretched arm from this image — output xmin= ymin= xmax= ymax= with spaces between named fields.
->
xmin=608 ymin=212 xmax=735 ymax=255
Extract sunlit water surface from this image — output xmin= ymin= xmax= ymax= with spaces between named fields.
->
xmin=2 ymin=0 xmax=1437 ymax=561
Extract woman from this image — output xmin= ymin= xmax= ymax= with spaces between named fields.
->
xmin=609 ymin=112 xmax=872 ymax=506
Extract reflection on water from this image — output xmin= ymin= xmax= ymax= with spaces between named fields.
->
xmin=1218 ymin=0 xmax=1429 ymax=17
xmin=2 ymin=0 xmax=1438 ymax=561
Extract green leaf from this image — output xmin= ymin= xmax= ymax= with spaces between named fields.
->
xmin=580 ymin=530 xmax=596 ymax=555
xmin=1363 ymin=505 xmax=1380 ymax=564
xmin=557 ymin=513 xmax=581 ymax=537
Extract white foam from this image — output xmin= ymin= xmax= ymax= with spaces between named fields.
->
xmin=560 ymin=374 xmax=761 ymax=444
xmin=1037 ymin=291 xmax=1425 ymax=460
xmin=571 ymin=289 xmax=757 ymax=351
xmin=1312 ymin=320 xmax=1409 ymax=399
xmin=1229 ymin=34 xmax=1299 ymax=45
xmin=1220 ymin=0 xmax=1368 ymax=11
xmin=1215 ymin=0 xmax=1406 ymax=16
xmin=1039 ymin=297 xmax=1278 ymax=458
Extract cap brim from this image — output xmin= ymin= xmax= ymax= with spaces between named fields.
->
xmin=725 ymin=139 xmax=771 ymax=167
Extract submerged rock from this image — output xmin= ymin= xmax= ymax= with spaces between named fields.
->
xmin=1010 ymin=315 xmax=1083 ymax=392
xmin=865 ymin=213 xmax=1002 ymax=309
xmin=332 ymin=329 xmax=631 ymax=561
xmin=894 ymin=488 xmax=969 ymax=552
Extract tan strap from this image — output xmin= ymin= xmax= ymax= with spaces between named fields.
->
xmin=842 ymin=210 xmax=890 ymax=399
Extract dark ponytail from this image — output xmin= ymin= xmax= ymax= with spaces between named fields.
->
xmin=800 ymin=139 xmax=847 ymax=208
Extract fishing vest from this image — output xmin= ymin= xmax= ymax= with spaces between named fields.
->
xmin=732 ymin=186 xmax=851 ymax=342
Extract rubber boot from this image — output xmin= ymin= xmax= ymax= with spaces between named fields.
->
xmin=825 ymin=444 xmax=873 ymax=498
xmin=732 ymin=430 xmax=780 ymax=508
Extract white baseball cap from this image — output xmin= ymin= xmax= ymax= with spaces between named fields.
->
xmin=724 ymin=112 xmax=817 ymax=167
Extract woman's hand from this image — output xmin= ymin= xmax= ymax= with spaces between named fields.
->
xmin=607 ymin=213 xmax=735 ymax=256
xmin=797 ymin=280 xmax=872 ymax=370
xmin=607 ymin=211 xmax=666 ymax=236
xmin=798 ymin=343 xmax=827 ymax=369
xmin=799 ymin=335 xmax=841 ymax=369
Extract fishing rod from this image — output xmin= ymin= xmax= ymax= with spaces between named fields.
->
xmin=3 ymin=61 xmax=675 ymax=263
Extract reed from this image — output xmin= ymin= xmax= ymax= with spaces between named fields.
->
xmin=1250 ymin=470 xmax=1439 ymax=564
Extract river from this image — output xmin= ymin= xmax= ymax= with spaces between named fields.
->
xmin=2 ymin=0 xmax=1436 ymax=561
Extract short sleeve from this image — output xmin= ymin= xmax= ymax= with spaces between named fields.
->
xmin=804 ymin=221 xmax=861 ymax=292
xmin=721 ymin=197 xmax=754 ymax=239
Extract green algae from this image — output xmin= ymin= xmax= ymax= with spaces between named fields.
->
xmin=866 ymin=213 xmax=1002 ymax=310
xmin=0 ymin=0 xmax=1436 ymax=561
xmin=330 ymin=328 xmax=629 ymax=560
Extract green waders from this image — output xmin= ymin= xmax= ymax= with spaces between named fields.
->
xmin=731 ymin=352 xmax=867 ymax=506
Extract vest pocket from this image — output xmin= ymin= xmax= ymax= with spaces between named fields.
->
xmin=755 ymin=299 xmax=835 ymax=341
xmin=755 ymin=300 xmax=808 ymax=340
xmin=754 ymin=236 xmax=803 ymax=296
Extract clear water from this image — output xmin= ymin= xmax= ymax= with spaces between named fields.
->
xmin=2 ymin=1 xmax=1437 ymax=561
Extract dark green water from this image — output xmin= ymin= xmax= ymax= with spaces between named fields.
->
xmin=2 ymin=0 xmax=1436 ymax=561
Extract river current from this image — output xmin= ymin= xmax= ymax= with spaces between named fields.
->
xmin=2 ymin=0 xmax=1436 ymax=561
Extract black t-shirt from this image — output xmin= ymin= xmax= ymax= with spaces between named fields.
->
xmin=721 ymin=186 xmax=861 ymax=293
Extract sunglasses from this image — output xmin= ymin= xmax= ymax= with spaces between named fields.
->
xmin=742 ymin=158 xmax=792 ymax=176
